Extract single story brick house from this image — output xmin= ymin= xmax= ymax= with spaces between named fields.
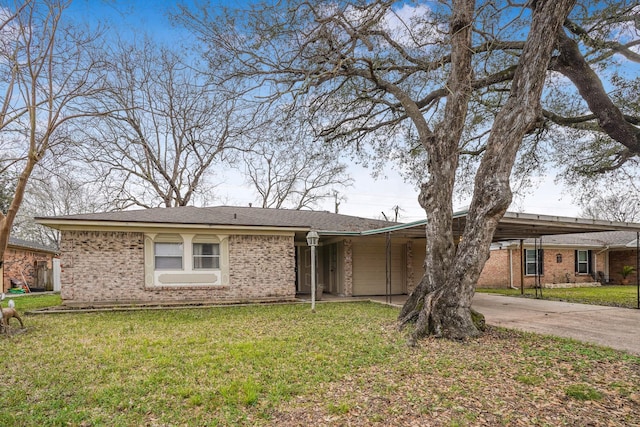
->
xmin=1 ymin=237 xmax=59 ymax=292
xmin=36 ymin=207 xmax=640 ymax=306
xmin=477 ymin=230 xmax=640 ymax=289
xmin=36 ymin=206 xmax=423 ymax=306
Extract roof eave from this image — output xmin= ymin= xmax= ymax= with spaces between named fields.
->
xmin=7 ymin=243 xmax=58 ymax=254
xmin=501 ymin=211 xmax=640 ymax=232
xmin=35 ymin=218 xmax=311 ymax=233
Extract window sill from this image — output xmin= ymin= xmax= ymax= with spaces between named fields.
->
xmin=148 ymin=285 xmax=229 ymax=291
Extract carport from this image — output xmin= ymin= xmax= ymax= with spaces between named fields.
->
xmin=318 ymin=210 xmax=640 ymax=307
xmin=356 ymin=210 xmax=640 ymax=241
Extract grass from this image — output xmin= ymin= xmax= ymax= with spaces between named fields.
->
xmin=1 ymin=297 xmax=639 ymax=426
xmin=4 ymin=294 xmax=62 ymax=311
xmin=477 ymin=285 xmax=640 ymax=308
xmin=565 ymin=384 xmax=604 ymax=401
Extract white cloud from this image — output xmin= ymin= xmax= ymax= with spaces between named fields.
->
xmin=381 ymin=4 xmax=443 ymax=48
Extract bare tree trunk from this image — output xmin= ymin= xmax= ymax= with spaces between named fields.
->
xmin=0 ymin=158 xmax=36 ymax=268
xmin=400 ymin=0 xmax=577 ymax=342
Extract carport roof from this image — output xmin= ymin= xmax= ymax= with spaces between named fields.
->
xmin=327 ymin=210 xmax=640 ymax=241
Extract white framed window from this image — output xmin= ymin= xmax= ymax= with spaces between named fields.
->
xmin=145 ymin=233 xmax=229 ymax=287
xmin=193 ymin=242 xmax=220 ymax=269
xmin=575 ymin=250 xmax=591 ymax=274
xmin=154 ymin=235 xmax=184 ymax=270
xmin=524 ymin=249 xmax=543 ymax=276
xmin=155 ymin=242 xmax=183 ymax=269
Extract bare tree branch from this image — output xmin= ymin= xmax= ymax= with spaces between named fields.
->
xmin=0 ymin=0 xmax=105 ymax=268
xmin=74 ymin=38 xmax=254 ymax=208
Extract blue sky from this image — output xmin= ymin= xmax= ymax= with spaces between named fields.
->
xmin=67 ymin=1 xmax=184 ymax=40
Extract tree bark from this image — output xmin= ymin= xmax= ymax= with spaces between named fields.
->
xmin=550 ymin=31 xmax=640 ymax=164
xmin=400 ymin=0 xmax=577 ymax=342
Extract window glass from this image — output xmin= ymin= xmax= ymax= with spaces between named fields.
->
xmin=525 ymin=249 xmax=539 ymax=275
xmin=193 ymin=243 xmax=220 ymax=269
xmin=578 ymin=251 xmax=588 ymax=262
xmin=577 ymin=250 xmax=589 ymax=274
xmin=155 ymin=242 xmax=183 ymax=269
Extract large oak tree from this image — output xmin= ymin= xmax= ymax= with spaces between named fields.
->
xmin=177 ymin=0 xmax=639 ymax=340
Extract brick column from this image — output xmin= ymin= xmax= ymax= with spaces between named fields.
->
xmin=343 ymin=239 xmax=353 ymax=296
xmin=406 ymin=241 xmax=415 ymax=293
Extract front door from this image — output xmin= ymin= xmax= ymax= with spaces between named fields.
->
xmin=327 ymin=243 xmax=338 ymax=294
xmin=297 ymin=246 xmax=312 ymax=294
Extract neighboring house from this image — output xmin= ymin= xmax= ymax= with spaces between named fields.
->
xmin=477 ymin=231 xmax=640 ymax=288
xmin=1 ymin=237 xmax=59 ymax=292
xmin=36 ymin=206 xmax=640 ymax=306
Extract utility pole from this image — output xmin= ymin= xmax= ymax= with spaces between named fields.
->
xmin=392 ymin=205 xmax=400 ymax=222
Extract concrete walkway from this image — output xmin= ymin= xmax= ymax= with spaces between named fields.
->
xmin=471 ymin=293 xmax=640 ymax=356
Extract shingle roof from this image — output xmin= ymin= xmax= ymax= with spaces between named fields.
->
xmin=519 ymin=230 xmax=638 ymax=247
xmin=8 ymin=237 xmax=58 ymax=253
xmin=36 ymin=205 xmax=396 ymax=233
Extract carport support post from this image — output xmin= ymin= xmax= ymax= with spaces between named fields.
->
xmin=386 ymin=232 xmax=391 ymax=304
xmin=520 ymin=239 xmax=525 ymax=295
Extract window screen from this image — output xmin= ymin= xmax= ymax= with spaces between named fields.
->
xmin=155 ymin=242 xmax=183 ymax=269
xmin=193 ymin=243 xmax=220 ymax=269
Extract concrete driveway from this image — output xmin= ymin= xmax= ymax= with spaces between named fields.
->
xmin=472 ymin=293 xmax=640 ymax=356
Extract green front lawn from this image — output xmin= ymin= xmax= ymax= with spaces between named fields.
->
xmin=1 ymin=300 xmax=639 ymax=425
xmin=477 ymin=285 xmax=640 ymax=308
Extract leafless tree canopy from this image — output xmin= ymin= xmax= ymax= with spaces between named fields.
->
xmin=12 ymin=157 xmax=113 ymax=246
xmin=581 ymin=193 xmax=640 ymax=223
xmin=0 ymin=0 xmax=104 ymax=264
xmin=72 ymin=38 xmax=256 ymax=209
xmin=577 ymin=171 xmax=640 ymax=223
xmin=177 ymin=1 xmax=639 ymax=189
xmin=243 ymin=108 xmax=353 ymax=209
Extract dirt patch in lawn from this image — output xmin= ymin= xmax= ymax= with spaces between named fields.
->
xmin=269 ymin=327 xmax=640 ymax=426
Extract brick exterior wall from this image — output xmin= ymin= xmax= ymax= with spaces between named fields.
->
xmin=57 ymin=229 xmax=639 ymax=303
xmin=478 ymin=247 xmax=605 ymax=289
xmin=59 ymin=231 xmax=145 ymax=303
xmin=2 ymin=246 xmax=54 ymax=292
xmin=59 ymin=230 xmax=296 ymax=306
xmin=541 ymin=249 xmax=604 ymax=286
xmin=228 ymin=235 xmax=295 ymax=301
xmin=609 ymin=249 xmax=638 ymax=285
xmin=477 ymin=248 xmax=513 ymax=288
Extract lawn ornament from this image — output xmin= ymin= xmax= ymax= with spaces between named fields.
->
xmin=0 ymin=293 xmax=24 ymax=333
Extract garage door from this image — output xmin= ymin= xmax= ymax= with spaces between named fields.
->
xmin=352 ymin=241 xmax=406 ymax=296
